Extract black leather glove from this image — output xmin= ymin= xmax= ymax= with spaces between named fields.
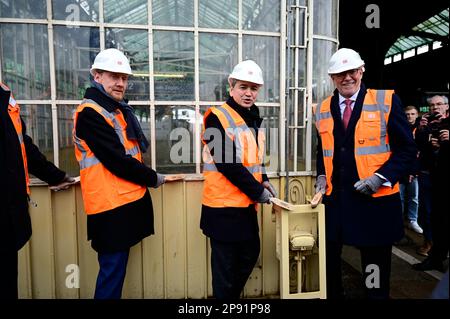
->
xmin=354 ymin=174 xmax=384 ymax=195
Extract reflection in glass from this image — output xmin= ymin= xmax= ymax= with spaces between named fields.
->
xmin=152 ymin=0 xmax=194 ymax=27
xmin=0 ymin=0 xmax=46 ymax=19
xmin=54 ymin=26 xmax=100 ymax=99
xmin=104 ymin=0 xmax=147 ymax=24
xmin=106 ymin=28 xmax=150 ymax=100
xmin=259 ymin=106 xmax=279 ymax=173
xmin=243 ymin=35 xmax=280 ymax=102
xmin=242 ymin=0 xmax=280 ymax=32
xmin=132 ymin=106 xmax=152 ymax=167
xmin=312 ymin=40 xmax=336 ymax=103
xmin=20 ymin=104 xmax=54 ymax=171
xmin=153 ymin=31 xmax=194 ymax=101
xmin=199 ymin=33 xmax=237 ymax=101
xmin=313 ymin=0 xmax=338 ymax=37
xmin=0 ymin=24 xmax=50 ymax=100
xmin=58 ymin=105 xmax=78 ymax=176
xmin=199 ymin=0 xmax=238 ymax=29
xmin=156 ymin=105 xmax=196 ymax=173
xmin=52 ymin=0 xmax=99 ymax=22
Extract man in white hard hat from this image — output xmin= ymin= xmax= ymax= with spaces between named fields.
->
xmin=73 ymin=48 xmax=165 ymax=299
xmin=313 ymin=48 xmax=416 ymax=299
xmin=200 ymin=60 xmax=276 ymax=299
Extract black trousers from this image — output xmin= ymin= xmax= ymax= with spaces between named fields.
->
xmin=326 ymin=241 xmax=392 ymax=299
xmin=210 ymin=237 xmax=260 ymax=299
xmin=0 ymin=247 xmax=18 ymax=299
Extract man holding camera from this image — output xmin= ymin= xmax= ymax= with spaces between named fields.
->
xmin=413 ymin=95 xmax=449 ymax=272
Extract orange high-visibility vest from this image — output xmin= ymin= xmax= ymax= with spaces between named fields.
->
xmin=73 ymin=99 xmax=146 ymax=214
xmin=1 ymin=82 xmax=30 ymax=194
xmin=314 ymin=89 xmax=399 ymax=197
xmin=202 ymin=103 xmax=265 ymax=208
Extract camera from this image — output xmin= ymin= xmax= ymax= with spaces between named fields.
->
xmin=427 ymin=113 xmax=449 ymax=139
xmin=427 ymin=112 xmax=442 ymax=123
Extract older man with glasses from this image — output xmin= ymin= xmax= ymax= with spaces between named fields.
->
xmin=313 ymin=48 xmax=417 ymax=299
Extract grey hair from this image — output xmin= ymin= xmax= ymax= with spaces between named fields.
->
xmin=427 ymin=95 xmax=448 ymax=105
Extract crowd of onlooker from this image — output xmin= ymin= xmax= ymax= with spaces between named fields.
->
xmin=399 ymin=95 xmax=449 ymax=275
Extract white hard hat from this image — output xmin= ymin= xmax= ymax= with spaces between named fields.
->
xmin=228 ymin=60 xmax=264 ymax=85
xmin=327 ymin=48 xmax=365 ymax=74
xmin=90 ymin=48 xmax=133 ymax=76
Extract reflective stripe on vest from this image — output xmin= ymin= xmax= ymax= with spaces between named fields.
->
xmin=2 ymin=83 xmax=30 ymax=194
xmin=73 ymin=99 xmax=146 ymax=214
xmin=201 ymin=103 xmax=264 ymax=208
xmin=314 ymin=89 xmax=399 ymax=197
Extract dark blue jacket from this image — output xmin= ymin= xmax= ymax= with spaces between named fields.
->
xmin=316 ymin=84 xmax=417 ymax=246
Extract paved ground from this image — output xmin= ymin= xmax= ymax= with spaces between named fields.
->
xmin=341 ymin=227 xmax=448 ymax=299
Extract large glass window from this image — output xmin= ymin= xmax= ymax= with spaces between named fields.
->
xmin=312 ymin=40 xmax=336 ymax=103
xmin=0 ymin=0 xmax=46 ymax=19
xmin=260 ymin=106 xmax=279 ymax=173
xmin=153 ymin=31 xmax=195 ymax=101
xmin=106 ymin=28 xmax=150 ymax=100
xmin=199 ymin=0 xmax=238 ymax=29
xmin=313 ymin=0 xmax=338 ymax=38
xmin=199 ymin=33 xmax=237 ymax=101
xmin=0 ymin=24 xmax=50 ymax=100
xmin=133 ymin=105 xmax=152 ymax=167
xmin=156 ymin=105 xmax=196 ymax=173
xmin=104 ymin=0 xmax=147 ymax=24
xmin=242 ymin=0 xmax=280 ymax=32
xmin=54 ymin=26 xmax=99 ymax=100
xmin=58 ymin=105 xmax=77 ymax=176
xmin=20 ymin=104 xmax=54 ymax=164
xmin=52 ymin=0 xmax=99 ymax=22
xmin=243 ymin=35 xmax=280 ymax=102
xmin=152 ymin=0 xmax=194 ymax=27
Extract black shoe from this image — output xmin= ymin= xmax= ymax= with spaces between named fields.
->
xmin=412 ymin=258 xmax=444 ymax=272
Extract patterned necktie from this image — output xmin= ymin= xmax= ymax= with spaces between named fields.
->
xmin=342 ymin=99 xmax=352 ymax=130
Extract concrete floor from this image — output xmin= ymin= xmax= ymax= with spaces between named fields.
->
xmin=341 ymin=227 xmax=448 ymax=299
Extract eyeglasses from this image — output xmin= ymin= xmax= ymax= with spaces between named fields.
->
xmin=429 ymin=102 xmax=447 ymax=107
xmin=332 ymin=68 xmax=361 ymax=79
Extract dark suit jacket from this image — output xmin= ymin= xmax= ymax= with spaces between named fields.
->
xmin=316 ymin=84 xmax=417 ymax=246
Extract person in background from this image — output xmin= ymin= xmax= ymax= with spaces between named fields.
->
xmin=413 ymin=95 xmax=449 ymax=272
xmin=200 ymin=60 xmax=276 ymax=299
xmin=1 ymin=82 xmax=76 ymax=299
xmin=399 ymin=105 xmax=422 ymax=234
xmin=313 ymin=48 xmax=416 ymax=299
xmin=73 ymin=48 xmax=165 ymax=299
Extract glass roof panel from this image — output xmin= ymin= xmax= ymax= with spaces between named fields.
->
xmin=386 ymin=8 xmax=448 ymax=58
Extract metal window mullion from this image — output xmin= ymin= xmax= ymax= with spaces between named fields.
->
xmin=194 ymin=0 xmax=201 ymax=174
xmin=47 ymin=0 xmax=59 ymax=167
xmin=148 ymin=0 xmax=156 ymax=170
xmin=238 ymin=0 xmax=243 ymax=61
xmin=305 ymin=0 xmax=314 ymax=172
xmin=150 ymin=103 xmax=156 ymax=169
xmin=279 ymin=0 xmax=287 ymax=173
xmin=0 ymin=18 xmax=48 ymax=24
xmin=292 ymin=0 xmax=301 ymax=172
xmin=99 ymin=0 xmax=105 ymax=49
